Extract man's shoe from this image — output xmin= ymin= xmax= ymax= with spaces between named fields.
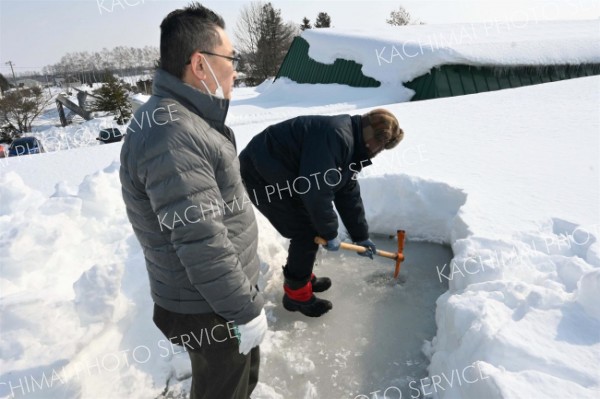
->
xmin=282 ymin=294 xmax=333 ymax=317
xmin=310 ymin=273 xmax=331 ymax=293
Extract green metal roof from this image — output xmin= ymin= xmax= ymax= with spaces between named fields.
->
xmin=276 ymin=36 xmax=600 ymax=101
xmin=275 ymin=36 xmax=380 ymax=88
xmin=405 ymin=63 xmax=600 ymax=101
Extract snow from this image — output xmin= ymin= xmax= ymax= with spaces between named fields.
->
xmin=302 ymin=19 xmax=600 ymax=85
xmin=1 ymin=21 xmax=600 ymax=399
xmin=229 ymin=77 xmax=413 ymax=126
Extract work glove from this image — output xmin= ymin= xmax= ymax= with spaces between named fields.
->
xmin=234 ymin=309 xmax=268 ymax=355
xmin=355 ymin=238 xmax=377 ymax=259
xmin=323 ymin=236 xmax=341 ymax=251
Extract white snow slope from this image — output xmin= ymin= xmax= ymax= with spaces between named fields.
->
xmin=1 ymin=20 xmax=599 ymax=399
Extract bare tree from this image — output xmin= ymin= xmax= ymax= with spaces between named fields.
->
xmin=56 ymin=54 xmax=76 ymax=91
xmin=0 ymin=87 xmax=52 ymax=136
xmin=235 ymin=2 xmax=264 ymax=58
xmin=235 ymin=2 xmax=296 ymax=85
xmin=386 ymin=6 xmax=424 ymax=26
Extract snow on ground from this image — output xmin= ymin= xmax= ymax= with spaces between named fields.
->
xmin=2 ymin=117 xmax=124 ymax=197
xmin=1 ymin=74 xmax=598 ymax=398
xmin=1 ymin=17 xmax=599 ymax=397
xmin=227 ymin=78 xmax=411 ymax=126
xmin=7 ymin=79 xmax=408 ymax=197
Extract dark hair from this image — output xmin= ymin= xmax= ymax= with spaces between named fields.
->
xmin=159 ymin=2 xmax=225 ymax=79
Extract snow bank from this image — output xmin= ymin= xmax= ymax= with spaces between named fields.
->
xmin=359 ymin=175 xmax=467 ymax=244
xmin=0 ymin=167 xmax=199 ymax=398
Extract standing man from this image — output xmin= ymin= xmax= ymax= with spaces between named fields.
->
xmin=119 ymin=3 xmax=266 ymax=398
xmin=239 ymin=109 xmax=403 ymax=317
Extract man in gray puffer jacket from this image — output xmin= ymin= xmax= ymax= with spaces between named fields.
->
xmin=119 ymin=4 xmax=266 ymax=398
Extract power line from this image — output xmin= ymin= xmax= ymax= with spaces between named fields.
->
xmin=0 ymin=65 xmax=47 ymax=69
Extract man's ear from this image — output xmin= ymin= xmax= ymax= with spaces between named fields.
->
xmin=189 ymin=52 xmax=207 ymax=80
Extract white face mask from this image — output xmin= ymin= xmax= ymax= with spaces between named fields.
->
xmin=200 ymin=55 xmax=225 ymax=99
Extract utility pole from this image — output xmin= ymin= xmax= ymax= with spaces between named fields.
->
xmin=5 ymin=61 xmax=17 ymax=84
xmin=5 ymin=61 xmax=19 ymax=92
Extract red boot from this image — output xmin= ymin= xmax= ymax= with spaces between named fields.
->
xmin=282 ymin=273 xmax=332 ymax=317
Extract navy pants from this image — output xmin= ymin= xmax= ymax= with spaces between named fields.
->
xmin=240 ymin=155 xmax=319 ymax=283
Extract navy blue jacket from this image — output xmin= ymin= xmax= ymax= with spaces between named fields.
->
xmin=241 ymin=114 xmax=371 ymax=242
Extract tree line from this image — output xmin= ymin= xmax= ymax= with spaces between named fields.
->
xmin=45 ymin=46 xmax=160 ymax=87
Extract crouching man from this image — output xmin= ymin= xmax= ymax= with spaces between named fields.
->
xmin=239 ymin=109 xmax=403 ymax=317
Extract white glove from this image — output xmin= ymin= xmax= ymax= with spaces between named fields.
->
xmin=235 ymin=309 xmax=268 ymax=355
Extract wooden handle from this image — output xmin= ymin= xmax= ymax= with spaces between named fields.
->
xmin=314 ymin=237 xmax=328 ymax=246
xmin=314 ymin=237 xmax=399 ymax=260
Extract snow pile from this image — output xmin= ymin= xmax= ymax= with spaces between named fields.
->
xmin=428 ymin=226 xmax=600 ymax=399
xmin=0 ymin=166 xmax=287 ymax=398
xmin=302 ymin=19 xmax=600 ymax=85
xmin=0 ymin=168 xmax=182 ymax=397
xmin=577 ymin=269 xmax=600 ymax=320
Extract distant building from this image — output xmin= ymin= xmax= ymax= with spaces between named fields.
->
xmin=55 ymin=77 xmax=82 ymax=88
xmin=276 ymin=19 xmax=600 ymax=101
xmin=14 ymin=78 xmax=42 ymax=89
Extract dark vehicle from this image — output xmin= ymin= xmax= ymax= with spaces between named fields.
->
xmin=8 ymin=137 xmax=46 ymax=156
xmin=96 ymin=128 xmax=124 ymax=144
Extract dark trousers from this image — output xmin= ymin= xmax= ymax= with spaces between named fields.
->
xmin=188 ymin=345 xmax=259 ymax=399
xmin=153 ymin=304 xmax=260 ymax=399
xmin=240 ymin=155 xmax=319 ymax=283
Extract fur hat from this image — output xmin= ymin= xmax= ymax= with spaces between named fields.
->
xmin=362 ymin=108 xmax=403 ymax=150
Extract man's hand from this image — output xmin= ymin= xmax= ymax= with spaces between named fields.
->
xmin=323 ymin=237 xmax=341 ymax=251
xmin=355 ymin=238 xmax=376 ymax=259
xmin=235 ymin=309 xmax=268 ymax=355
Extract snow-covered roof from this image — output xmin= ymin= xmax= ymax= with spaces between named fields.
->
xmin=301 ymin=19 xmax=600 ymax=85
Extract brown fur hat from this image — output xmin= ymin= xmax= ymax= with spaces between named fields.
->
xmin=361 ymin=108 xmax=403 ymax=150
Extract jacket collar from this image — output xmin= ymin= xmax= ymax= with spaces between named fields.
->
xmin=351 ymin=115 xmax=373 ymax=168
xmin=152 ymin=68 xmax=230 ymax=136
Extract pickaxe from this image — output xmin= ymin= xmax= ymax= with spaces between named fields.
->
xmin=314 ymin=230 xmax=406 ymax=278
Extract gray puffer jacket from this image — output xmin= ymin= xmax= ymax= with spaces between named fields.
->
xmin=119 ymin=69 xmax=263 ymax=324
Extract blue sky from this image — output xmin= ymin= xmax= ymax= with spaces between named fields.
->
xmin=0 ymin=0 xmax=598 ymax=75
